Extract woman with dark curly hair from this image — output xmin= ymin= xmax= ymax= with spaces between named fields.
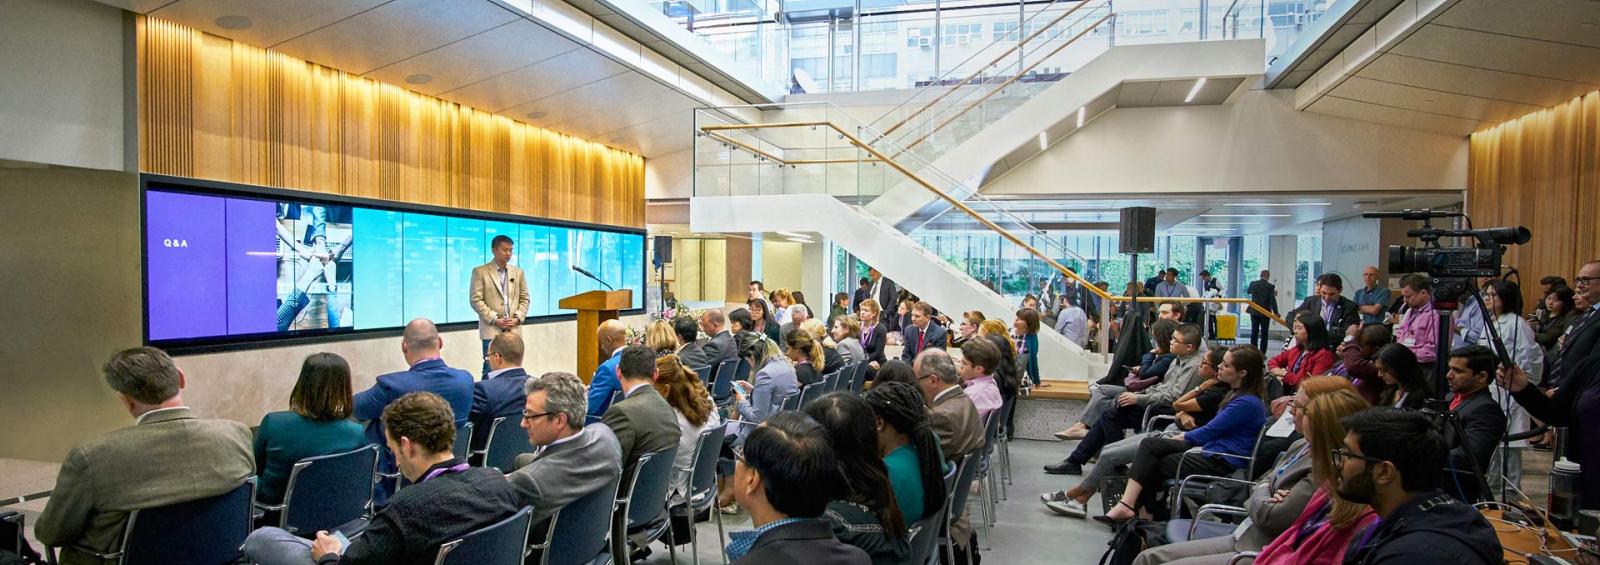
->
xmin=863 ymin=382 xmax=949 ymax=524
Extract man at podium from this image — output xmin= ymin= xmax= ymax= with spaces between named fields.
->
xmin=471 ymin=235 xmax=531 ymax=378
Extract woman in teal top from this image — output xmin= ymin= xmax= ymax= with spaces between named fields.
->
xmin=865 ymin=382 xmax=948 ymax=522
xmin=254 ymin=353 xmax=365 ymax=505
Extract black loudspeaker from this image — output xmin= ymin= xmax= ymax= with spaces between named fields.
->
xmin=653 ymin=235 xmax=673 ymax=265
xmin=1119 ymin=207 xmax=1156 ymax=254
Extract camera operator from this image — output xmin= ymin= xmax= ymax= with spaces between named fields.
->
xmin=1337 ymin=408 xmax=1501 ymax=565
xmin=1497 ymin=260 xmax=1600 ymax=512
xmin=1441 ymin=345 xmax=1506 ymax=503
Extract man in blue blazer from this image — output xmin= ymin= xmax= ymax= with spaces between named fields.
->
xmin=899 ymin=301 xmax=949 ymax=362
xmin=585 ymin=319 xmax=630 ymax=419
xmin=354 ymin=318 xmax=474 ymax=502
xmin=468 ymin=332 xmax=529 ymax=452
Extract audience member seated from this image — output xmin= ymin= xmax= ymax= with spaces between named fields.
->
xmin=1393 ymin=274 xmax=1441 ymax=373
xmin=914 ymin=348 xmax=985 ymax=557
xmin=856 ymin=299 xmax=891 ymax=371
xmin=952 ymin=310 xmax=985 ymax=348
xmin=872 ymin=360 xmax=918 ymax=388
xmin=644 ymin=319 xmax=677 ymax=355
xmin=1054 ymin=292 xmax=1091 ymax=348
xmin=1441 ymin=345 xmax=1507 ymax=502
xmin=728 ymin=308 xmax=756 ymax=344
xmin=1336 ymin=324 xmax=1391 ymax=404
xmin=1267 ymin=312 xmax=1335 ymax=392
xmin=800 ymin=318 xmax=845 ymax=375
xmin=1041 ymin=347 xmax=1227 ymax=518
xmin=725 ymin=412 xmax=871 ymax=565
xmin=780 ymin=304 xmax=812 ymax=345
xmin=507 ymin=372 xmax=624 ymax=527
xmin=1131 ymin=377 xmax=1369 ymax=565
xmin=831 ymin=315 xmax=866 ymax=367
xmin=1336 ymin=408 xmax=1502 ymax=564
xmin=1289 ymin=274 xmax=1361 ymax=339
xmin=1373 ymin=343 xmax=1432 ymax=410
xmin=1013 ymin=308 xmax=1042 ymax=388
xmin=36 ymin=348 xmax=253 ymax=563
xmin=1104 ymin=345 xmax=1269 ymax=522
xmin=654 ymin=354 xmax=721 ymax=525
xmin=1057 ymin=320 xmax=1178 ymax=441
xmin=1046 ymin=323 xmax=1204 ymax=476
xmin=771 ymin=289 xmax=795 ymax=327
xmin=899 ymin=302 xmax=948 ymax=362
xmin=354 ymin=318 xmax=474 ymax=501
xmin=786 ymin=330 xmax=825 ymax=387
xmin=672 ymin=316 xmax=712 ymax=369
xmin=894 ymin=296 xmax=916 ymax=343
xmin=958 ymin=339 xmax=1004 ymax=421
xmin=603 ymin=345 xmax=682 ymax=473
xmin=468 ymin=333 xmax=529 ymax=452
xmin=1532 ymin=285 xmax=1577 ymax=354
xmin=979 ymin=319 xmax=1024 ymax=436
xmin=747 ymin=299 xmax=782 ymax=343
xmin=242 ymin=392 xmax=520 ymax=565
xmin=804 ymin=394 xmax=913 ymax=564
xmin=863 ymin=383 xmax=950 ymax=523
xmin=699 ymin=309 xmax=738 ymax=366
xmin=256 ymin=353 xmax=365 ymax=506
xmin=586 ymin=319 xmax=630 ymax=418
xmin=733 ymin=334 xmax=798 ymax=433
xmin=828 ymin=292 xmax=850 ymax=329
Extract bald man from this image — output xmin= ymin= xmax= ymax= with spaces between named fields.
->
xmin=353 ymin=318 xmax=475 ymax=503
xmin=585 ymin=319 xmax=630 ymax=418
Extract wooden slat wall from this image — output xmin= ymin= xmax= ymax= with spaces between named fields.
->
xmin=1468 ymin=89 xmax=1600 ymax=308
xmin=137 ymin=17 xmax=645 ymax=228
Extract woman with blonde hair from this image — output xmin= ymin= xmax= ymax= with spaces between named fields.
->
xmin=1131 ymin=376 xmax=1372 ymax=565
xmin=771 ymin=288 xmax=795 ymax=325
xmin=800 ymin=317 xmax=844 ymax=374
xmin=857 ymin=299 xmax=890 ymax=370
xmin=786 ymin=330 xmax=826 ymax=386
xmin=654 ymin=354 xmax=721 ymax=511
xmin=979 ymin=319 xmax=1022 ymax=435
xmin=644 ymin=319 xmax=678 ymax=354
xmin=832 ymin=314 xmax=866 ymax=367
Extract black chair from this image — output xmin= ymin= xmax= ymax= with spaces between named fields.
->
xmin=711 ymin=359 xmax=739 ymax=407
xmin=942 ymin=453 xmax=981 ymax=564
xmin=908 ymin=463 xmax=959 ymax=565
xmin=693 ymin=365 xmax=714 ymax=385
xmin=798 ymin=381 xmax=827 ymax=408
xmin=453 ymin=421 xmax=475 ymax=460
xmin=848 ymin=362 xmax=869 ymax=393
xmin=614 ymin=448 xmax=679 ymax=562
xmin=479 ymin=416 xmax=536 ymax=473
xmin=255 ymin=445 xmax=378 ymax=536
xmin=778 ymin=390 xmax=802 ymax=412
xmin=819 ymin=370 xmax=841 ymax=394
xmin=75 ymin=478 xmax=256 ymax=565
xmin=537 ymin=476 xmax=621 ymax=565
xmin=668 ymin=425 xmax=728 ymax=565
xmin=435 ymin=505 xmax=534 ymax=565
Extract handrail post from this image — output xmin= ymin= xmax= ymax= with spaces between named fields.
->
xmin=1097 ymin=296 xmax=1111 ymax=357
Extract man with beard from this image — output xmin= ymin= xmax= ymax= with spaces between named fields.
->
xmin=1335 ymin=408 xmax=1501 ymax=565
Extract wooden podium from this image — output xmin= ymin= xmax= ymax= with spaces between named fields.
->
xmin=559 ymin=289 xmax=633 ymax=383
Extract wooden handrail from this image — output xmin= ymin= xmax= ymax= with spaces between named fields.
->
xmin=698 ymin=119 xmax=1289 ymax=328
xmin=874 ymin=0 xmax=1092 ymax=139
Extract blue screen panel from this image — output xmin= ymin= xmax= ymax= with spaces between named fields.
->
xmin=446 ymin=217 xmax=486 ymax=324
xmin=401 ymin=212 xmax=448 ymax=324
xmin=351 ymin=208 xmax=404 ymax=330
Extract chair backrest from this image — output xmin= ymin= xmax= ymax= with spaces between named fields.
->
xmin=280 ymin=445 xmax=379 ymax=535
xmin=821 ymin=370 xmax=841 ymax=393
xmin=453 ymin=421 xmax=474 ymax=460
xmin=711 ymin=359 xmax=739 ymax=404
xmin=907 ymin=512 xmax=943 ymax=565
xmin=686 ymin=425 xmax=727 ymax=513
xmin=118 ymin=478 xmax=256 ymax=565
xmin=946 ymin=453 xmax=980 ymax=522
xmin=542 ymin=476 xmax=621 ymax=565
xmin=799 ymin=381 xmax=827 ymax=408
xmin=778 ymin=390 xmax=802 ymax=412
xmin=435 ymin=505 xmax=533 ymax=565
xmin=620 ymin=448 xmax=679 ymax=531
xmin=694 ymin=365 xmax=714 ymax=385
xmin=980 ymin=409 xmax=1002 ymax=454
xmin=733 ymin=358 xmax=752 ymax=383
xmin=849 ymin=362 xmax=868 ymax=393
xmin=483 ymin=416 xmax=536 ymax=473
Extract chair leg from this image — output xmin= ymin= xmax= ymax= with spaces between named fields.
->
xmin=715 ymin=506 xmax=728 ymax=565
xmin=692 ymin=518 xmax=700 ymax=565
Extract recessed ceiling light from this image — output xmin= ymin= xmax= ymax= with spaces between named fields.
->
xmin=1200 ymin=213 xmax=1291 ymax=218
xmin=777 ymin=231 xmax=810 ymax=238
xmin=214 ymin=15 xmax=252 ymax=30
xmin=404 ymin=73 xmax=433 ymax=85
xmin=526 ymin=111 xmax=548 ymax=120
xmin=1184 ymin=77 xmax=1208 ymax=103
xmin=1076 ymin=106 xmax=1085 ymax=128
xmin=1222 ymin=202 xmax=1331 ymax=207
xmin=1038 ymin=132 xmax=1048 ymax=151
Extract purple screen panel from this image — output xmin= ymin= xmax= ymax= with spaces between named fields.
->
xmin=225 ymin=198 xmax=278 ymax=335
xmin=146 ymin=191 xmax=229 ymax=340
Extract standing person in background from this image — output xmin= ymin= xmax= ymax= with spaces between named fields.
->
xmin=470 ymin=235 xmax=530 ymax=379
xmin=1054 ymin=292 xmax=1089 ymax=348
xmin=1473 ymin=281 xmax=1542 ymax=495
xmin=771 ymin=289 xmax=794 ymax=327
xmin=1248 ymin=270 xmax=1279 ymax=351
xmin=1533 ymin=286 xmax=1577 ymax=355
xmin=1155 ymin=268 xmax=1189 ymax=298
xmin=851 ymin=277 xmax=871 ymax=313
xmin=1199 ymin=271 xmax=1223 ymax=341
xmin=1015 ymin=308 xmax=1043 ymax=388
xmin=867 ymin=268 xmax=899 ymax=331
xmin=1354 ymin=266 xmax=1390 ymax=327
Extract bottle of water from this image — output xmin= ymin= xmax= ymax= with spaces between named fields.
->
xmin=1549 ymin=457 xmax=1581 ymax=531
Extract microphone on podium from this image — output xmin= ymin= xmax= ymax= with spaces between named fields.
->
xmin=571 ymin=265 xmax=615 ymax=291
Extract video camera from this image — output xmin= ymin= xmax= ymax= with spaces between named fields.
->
xmin=1364 ymin=209 xmax=1529 ymax=306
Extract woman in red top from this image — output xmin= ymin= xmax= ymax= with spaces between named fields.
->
xmin=1269 ymin=311 xmax=1335 ymax=391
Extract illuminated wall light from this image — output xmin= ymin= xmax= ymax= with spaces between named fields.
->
xmin=1184 ymin=77 xmax=1208 ymax=103
xmin=1223 ymin=202 xmax=1332 ymax=207
xmin=1076 ymin=106 xmax=1085 ymax=128
xmin=1038 ymin=132 xmax=1048 ymax=151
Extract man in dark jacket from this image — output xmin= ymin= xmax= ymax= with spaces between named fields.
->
xmin=1290 ymin=273 xmax=1362 ymax=338
xmin=1337 ymin=408 xmax=1501 ymax=565
xmin=727 ymin=412 xmax=869 ymax=565
xmin=243 ymin=392 xmax=522 ymax=565
xmin=1246 ymin=270 xmax=1279 ymax=351
xmin=354 ymin=319 xmax=475 ymax=504
xmin=468 ymin=332 xmax=529 ymax=452
xmin=1442 ymin=345 xmax=1507 ymax=502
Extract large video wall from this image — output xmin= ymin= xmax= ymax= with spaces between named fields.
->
xmin=143 ymin=177 xmax=645 ymax=348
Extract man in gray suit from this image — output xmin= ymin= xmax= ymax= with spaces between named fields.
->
xmin=602 ymin=346 xmax=682 ymax=474
xmin=672 ymin=317 xmax=713 ymax=369
xmin=507 ymin=372 xmax=623 ymax=527
xmin=35 ymin=347 xmax=253 ymax=565
xmin=912 ymin=349 xmax=984 ymax=560
xmin=699 ymin=309 xmax=738 ymax=366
